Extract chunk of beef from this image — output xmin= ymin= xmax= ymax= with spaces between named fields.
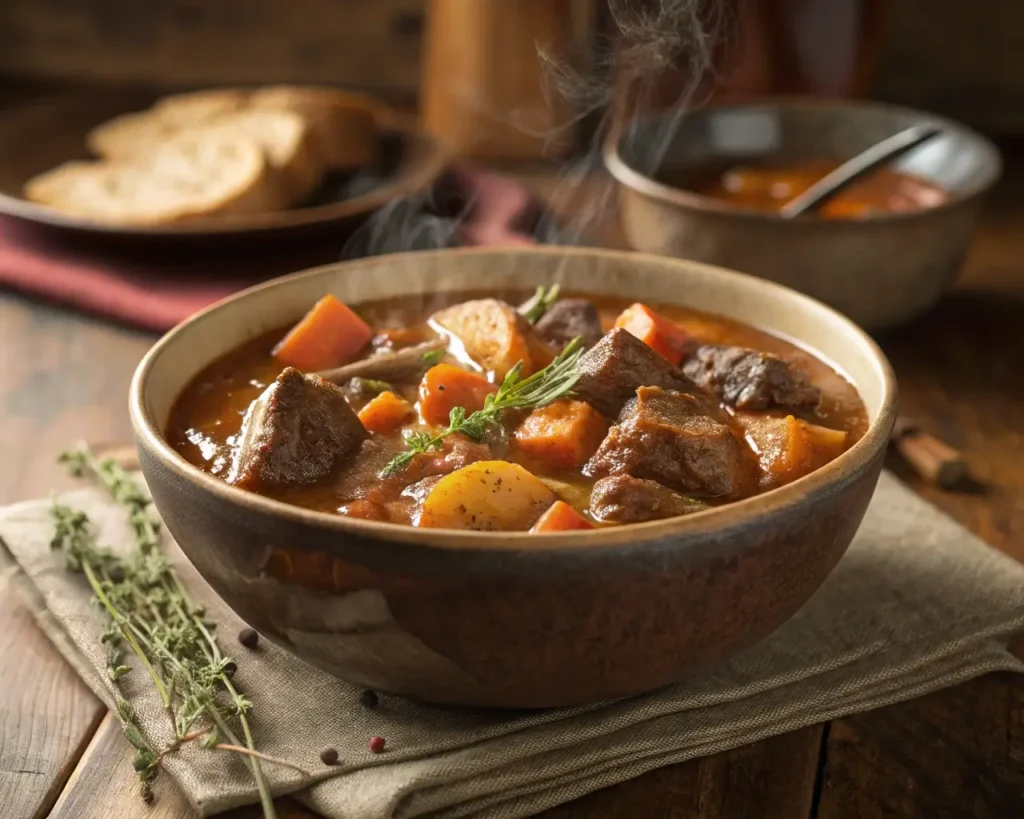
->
xmin=682 ymin=344 xmax=820 ymax=412
xmin=534 ymin=299 xmax=603 ymax=350
xmin=573 ymin=328 xmax=705 ymax=418
xmin=229 ymin=367 xmax=367 ymax=490
xmin=585 ymin=386 xmax=755 ymax=498
xmin=590 ymin=475 xmax=706 ymax=524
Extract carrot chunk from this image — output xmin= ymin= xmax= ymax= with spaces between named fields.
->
xmin=530 ymin=500 xmax=594 ymax=533
xmin=272 ymin=295 xmax=373 ymax=372
xmin=357 ymin=390 xmax=414 ymax=435
xmin=514 ymin=399 xmax=609 ymax=469
xmin=418 ymin=364 xmax=498 ymax=426
xmin=613 ymin=303 xmax=691 ymax=366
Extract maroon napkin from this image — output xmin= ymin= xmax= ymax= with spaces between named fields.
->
xmin=0 ymin=166 xmax=544 ymax=333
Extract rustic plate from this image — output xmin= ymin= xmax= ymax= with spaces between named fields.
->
xmin=0 ymin=90 xmax=448 ymax=243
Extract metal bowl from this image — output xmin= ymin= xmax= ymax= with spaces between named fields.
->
xmin=604 ymin=98 xmax=1002 ymax=331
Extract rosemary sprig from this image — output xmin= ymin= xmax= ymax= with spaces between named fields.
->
xmin=51 ymin=445 xmax=295 ymax=817
xmin=519 ymin=284 xmax=561 ymax=324
xmin=382 ymin=336 xmax=584 ymax=476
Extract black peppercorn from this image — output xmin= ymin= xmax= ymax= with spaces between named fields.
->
xmin=238 ymin=627 xmax=259 ymax=649
xmin=107 ymin=565 xmax=126 ymax=584
xmin=320 ymin=747 xmax=339 ymax=766
xmin=360 ymin=689 xmax=379 ymax=709
xmin=223 ymin=660 xmax=237 ymax=677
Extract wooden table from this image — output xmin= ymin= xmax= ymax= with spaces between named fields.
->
xmin=3 ymin=145 xmax=1024 ymax=819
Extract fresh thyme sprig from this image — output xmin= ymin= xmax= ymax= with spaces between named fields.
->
xmin=382 ymin=336 xmax=584 ymax=477
xmin=520 ymin=283 xmax=561 ymax=324
xmin=51 ymin=445 xmax=299 ymax=817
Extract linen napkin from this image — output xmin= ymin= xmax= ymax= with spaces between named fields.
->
xmin=0 ymin=166 xmax=545 ymax=332
xmin=2 ymin=470 xmax=1023 ymax=819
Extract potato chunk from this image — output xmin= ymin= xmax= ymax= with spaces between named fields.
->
xmin=430 ymin=299 xmax=532 ymax=379
xmin=418 ymin=461 xmax=556 ymax=531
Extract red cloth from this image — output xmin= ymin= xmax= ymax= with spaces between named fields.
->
xmin=0 ymin=166 xmax=540 ymax=333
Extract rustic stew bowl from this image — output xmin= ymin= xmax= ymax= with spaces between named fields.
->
xmin=130 ymin=247 xmax=896 ymax=709
xmin=605 ymin=98 xmax=1001 ymax=332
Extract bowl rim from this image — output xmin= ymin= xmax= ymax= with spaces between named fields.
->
xmin=603 ymin=96 xmax=1003 ymax=225
xmin=129 ymin=245 xmax=897 ymax=551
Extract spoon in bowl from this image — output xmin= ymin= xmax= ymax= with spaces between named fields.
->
xmin=779 ymin=124 xmax=944 ymax=219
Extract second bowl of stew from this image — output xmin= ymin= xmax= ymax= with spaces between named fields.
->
xmin=131 ymin=246 xmax=896 ymax=708
xmin=605 ymin=98 xmax=1001 ymax=331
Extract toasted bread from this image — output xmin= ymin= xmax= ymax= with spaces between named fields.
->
xmin=186 ymin=109 xmax=324 ymax=205
xmin=249 ymin=85 xmax=379 ymax=170
xmin=24 ymin=133 xmax=278 ymax=226
xmin=150 ymin=88 xmax=249 ymax=124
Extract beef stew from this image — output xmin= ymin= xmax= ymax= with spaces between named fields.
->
xmin=167 ymin=288 xmax=867 ymax=531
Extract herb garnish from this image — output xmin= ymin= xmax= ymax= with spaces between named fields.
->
xmin=381 ymin=336 xmax=584 ymax=477
xmin=50 ymin=446 xmax=300 ymax=816
xmin=420 ymin=349 xmax=443 ymax=367
xmin=520 ymin=284 xmax=561 ymax=324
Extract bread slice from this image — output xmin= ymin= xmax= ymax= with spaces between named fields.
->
xmin=186 ymin=109 xmax=324 ymax=205
xmin=86 ymin=89 xmax=247 ymax=158
xmin=24 ymin=133 xmax=278 ymax=226
xmin=249 ymin=85 xmax=379 ymax=170
xmin=150 ymin=88 xmax=249 ymax=124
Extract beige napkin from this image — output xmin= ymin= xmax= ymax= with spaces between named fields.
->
xmin=2 ymin=470 xmax=1024 ymax=819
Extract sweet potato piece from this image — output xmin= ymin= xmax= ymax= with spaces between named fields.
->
xmin=418 ymin=364 xmax=498 ymax=427
xmin=514 ymin=399 xmax=609 ymax=469
xmin=530 ymin=500 xmax=594 ymax=533
xmin=613 ymin=303 xmax=692 ymax=366
xmin=430 ymin=299 xmax=532 ymax=379
xmin=356 ymin=390 xmax=413 ymax=435
xmin=273 ymin=295 xmax=373 ymax=372
xmin=418 ymin=461 xmax=556 ymax=531
xmin=737 ymin=413 xmax=848 ymax=489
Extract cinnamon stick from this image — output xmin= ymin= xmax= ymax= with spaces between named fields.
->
xmin=890 ymin=418 xmax=968 ymax=489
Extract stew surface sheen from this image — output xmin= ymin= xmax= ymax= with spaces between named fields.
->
xmin=693 ymin=160 xmax=949 ymax=218
xmin=168 ymin=290 xmax=868 ymax=533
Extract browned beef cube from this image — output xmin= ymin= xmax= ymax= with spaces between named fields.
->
xmin=573 ymin=328 xmax=704 ymax=418
xmin=682 ymin=344 xmax=820 ymax=412
xmin=534 ymin=299 xmax=603 ymax=350
xmin=229 ymin=367 xmax=367 ymax=490
xmin=590 ymin=475 xmax=706 ymax=523
xmin=585 ymin=386 xmax=755 ymax=498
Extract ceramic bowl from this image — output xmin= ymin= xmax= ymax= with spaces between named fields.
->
xmin=130 ymin=247 xmax=896 ymax=708
xmin=604 ymin=98 xmax=1002 ymax=332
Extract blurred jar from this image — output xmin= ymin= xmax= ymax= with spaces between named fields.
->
xmin=420 ymin=0 xmax=581 ymax=160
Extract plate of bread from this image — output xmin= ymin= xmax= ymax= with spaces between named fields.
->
xmin=0 ymin=86 xmax=447 ymax=238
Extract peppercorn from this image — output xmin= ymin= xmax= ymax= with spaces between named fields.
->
xmin=320 ymin=747 xmax=339 ymax=765
xmin=238 ymin=627 xmax=260 ymax=649
xmin=360 ymin=689 xmax=379 ymax=709
xmin=223 ymin=660 xmax=237 ymax=677
xmin=369 ymin=736 xmax=386 ymax=754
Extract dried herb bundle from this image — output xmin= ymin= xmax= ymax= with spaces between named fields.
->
xmin=50 ymin=446 xmax=300 ymax=817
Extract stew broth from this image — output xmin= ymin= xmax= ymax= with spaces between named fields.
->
xmin=691 ymin=160 xmax=949 ymax=218
xmin=168 ymin=290 xmax=868 ymax=531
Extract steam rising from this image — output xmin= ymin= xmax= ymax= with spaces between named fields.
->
xmin=342 ymin=0 xmax=730 ymax=262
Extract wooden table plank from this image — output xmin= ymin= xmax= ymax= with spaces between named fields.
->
xmin=818 ymin=672 xmax=1024 ymax=819
xmin=0 ymin=574 xmax=105 ymax=819
xmin=0 ymin=295 xmax=151 ymax=818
